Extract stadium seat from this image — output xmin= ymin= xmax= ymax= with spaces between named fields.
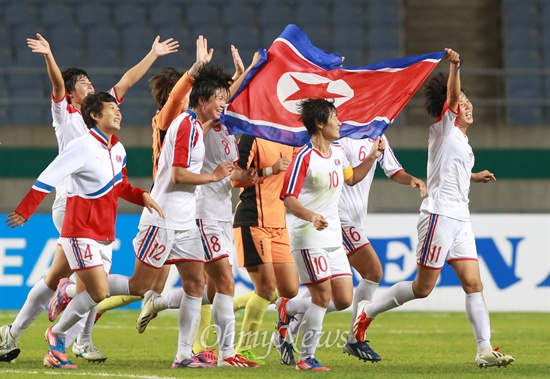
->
xmin=151 ymin=3 xmax=182 ymax=29
xmin=297 ymin=0 xmax=330 ymax=28
xmin=223 ymin=0 xmax=258 ymax=28
xmin=10 ymin=104 xmax=48 ymax=125
xmin=45 ymin=25 xmax=85 ymax=67
xmin=261 ymin=24 xmax=290 ymax=48
xmin=367 ymin=0 xmax=402 ymax=28
xmin=4 ymin=3 xmax=36 ymax=27
xmin=40 ymin=3 xmax=75 ymax=28
xmin=114 ymin=3 xmax=148 ymax=28
xmin=186 ymin=0 xmax=221 ymax=29
xmin=258 ymin=0 xmax=294 ymax=28
xmin=227 ymin=25 xmax=260 ymax=50
xmin=76 ymin=3 xmax=111 ymax=28
xmin=333 ymin=0 xmax=365 ymax=26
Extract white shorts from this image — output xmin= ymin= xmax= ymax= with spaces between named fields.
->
xmin=340 ymin=219 xmax=370 ymax=256
xmin=197 ymin=219 xmax=234 ymax=265
xmin=416 ymin=212 xmax=477 ymax=269
xmin=133 ymin=225 xmax=205 ymax=268
xmin=60 ymin=238 xmax=113 ymax=273
xmin=292 ymin=246 xmax=352 ymax=286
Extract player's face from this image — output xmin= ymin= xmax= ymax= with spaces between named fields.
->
xmin=94 ymin=102 xmax=122 ymax=136
xmin=69 ymin=76 xmax=95 ymax=107
xmin=321 ymin=111 xmax=342 ymax=142
xmin=457 ymin=92 xmax=474 ymax=126
xmin=202 ymin=89 xmax=229 ymax=122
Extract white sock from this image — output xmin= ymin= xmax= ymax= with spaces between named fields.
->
xmin=76 ymin=305 xmax=98 ymax=345
xmin=154 ymin=287 xmax=183 ymax=311
xmin=211 ymin=293 xmax=235 ymax=360
xmin=368 ymin=281 xmax=415 ymax=319
xmin=65 ymin=315 xmax=85 ymax=348
xmin=176 ymin=291 xmax=202 ymax=361
xmin=66 ymin=283 xmax=77 ymax=298
xmin=52 ymin=292 xmax=97 ymax=334
xmin=202 ymin=286 xmax=211 ymax=305
xmin=286 ymin=297 xmax=310 ymax=316
xmin=465 ymin=292 xmax=492 ymax=354
xmin=298 ymin=303 xmax=326 ymax=361
xmin=11 ymin=279 xmax=54 ymax=339
xmin=326 ymin=300 xmax=339 ymax=313
xmin=289 ymin=313 xmax=303 ymax=338
xmin=107 ymin=274 xmax=130 ymax=296
xmin=348 ymin=279 xmax=379 ymax=343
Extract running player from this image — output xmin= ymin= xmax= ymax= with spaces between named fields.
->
xmin=352 ymin=48 xmax=515 ymax=369
xmin=5 ymin=92 xmax=164 ymax=369
xmin=277 ymin=98 xmax=385 ymax=371
xmin=0 ymin=33 xmax=178 ymax=363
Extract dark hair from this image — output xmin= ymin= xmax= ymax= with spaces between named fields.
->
xmin=62 ymin=67 xmax=90 ymax=97
xmin=149 ymin=67 xmax=184 ymax=108
xmin=423 ymin=72 xmax=468 ymax=118
xmin=297 ymin=98 xmax=337 ymax=136
xmin=82 ymin=92 xmax=117 ymax=129
xmin=188 ymin=63 xmax=231 ymax=109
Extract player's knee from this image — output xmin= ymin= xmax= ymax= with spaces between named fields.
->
xmin=413 ymin=285 xmax=433 ymax=299
xmin=333 ymin=297 xmax=352 ymax=310
xmin=88 ymin=288 xmax=108 ymax=303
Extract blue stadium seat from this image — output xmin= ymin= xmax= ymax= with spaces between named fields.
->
xmin=76 ymin=3 xmax=111 ymax=28
xmin=10 ymin=104 xmax=48 ymax=125
xmin=120 ymin=26 xmax=155 ymax=66
xmin=4 ymin=3 xmax=37 ymax=27
xmin=45 ymin=25 xmax=85 ymax=67
xmin=505 ymin=25 xmax=540 ymax=50
xmin=151 ymin=3 xmax=182 ymax=29
xmin=223 ymin=0 xmax=258 ymax=28
xmin=261 ymin=24 xmax=289 ymax=47
xmin=227 ymin=25 xmax=260 ymax=50
xmin=297 ymin=0 xmax=330 ymax=27
xmin=333 ymin=0 xmax=365 ymax=26
xmin=368 ymin=0 xmax=401 ymax=28
xmin=119 ymin=102 xmax=156 ymax=126
xmin=114 ymin=3 xmax=148 ymax=28
xmin=258 ymin=0 xmax=294 ymax=28
xmin=186 ymin=0 xmax=221 ymax=28
xmin=40 ymin=3 xmax=74 ymax=28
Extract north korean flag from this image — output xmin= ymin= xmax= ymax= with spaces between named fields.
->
xmin=222 ymin=24 xmax=445 ymax=147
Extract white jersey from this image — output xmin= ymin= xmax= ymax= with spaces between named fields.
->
xmin=338 ymin=135 xmax=403 ymax=227
xmin=281 ymin=141 xmax=350 ymax=250
xmin=420 ymin=103 xmax=474 ymax=221
xmin=140 ymin=109 xmax=205 ymax=230
xmin=195 ymin=123 xmax=239 ymax=222
xmin=51 ymin=87 xmax=122 ymax=210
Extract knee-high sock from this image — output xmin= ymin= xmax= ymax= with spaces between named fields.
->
xmin=98 ymin=295 xmax=141 ymax=314
xmin=286 ymin=297 xmax=311 ymax=316
xmin=368 ymin=281 xmax=415 ymax=319
xmin=348 ymin=279 xmax=379 ymax=341
xmin=52 ymin=292 xmax=97 ymax=335
xmin=107 ymin=274 xmax=130 ymax=296
xmin=64 ymin=312 xmax=86 ymax=348
xmin=236 ymin=293 xmax=270 ymax=351
xmin=76 ymin=305 xmax=98 ymax=345
xmin=233 ymin=291 xmax=254 ymax=312
xmin=176 ymin=291 xmax=202 ymax=361
xmin=153 ymin=287 xmax=184 ymax=312
xmin=11 ymin=279 xmax=54 ymax=339
xmin=298 ymin=303 xmax=327 ymax=361
xmin=211 ymin=293 xmax=235 ymax=360
xmin=466 ymin=292 xmax=492 ymax=354
xmin=193 ymin=304 xmax=213 ymax=354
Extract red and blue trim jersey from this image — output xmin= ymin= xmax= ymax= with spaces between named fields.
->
xmin=15 ymin=127 xmax=145 ymax=241
xmin=281 ymin=141 xmax=350 ymax=250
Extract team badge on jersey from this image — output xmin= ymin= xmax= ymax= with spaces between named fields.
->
xmin=116 ymin=155 xmax=122 ymax=162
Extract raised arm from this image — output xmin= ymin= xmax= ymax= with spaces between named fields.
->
xmin=27 ymin=33 xmax=65 ymax=100
xmin=229 ymin=50 xmax=262 ymax=98
xmin=445 ymin=48 xmax=462 ymax=112
xmin=114 ymin=35 xmax=179 ymax=99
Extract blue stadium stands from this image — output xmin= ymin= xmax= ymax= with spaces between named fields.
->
xmin=0 ymin=0 xmax=546 ymax=126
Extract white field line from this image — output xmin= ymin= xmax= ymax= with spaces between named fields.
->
xmin=1 ymin=369 xmax=179 ymax=379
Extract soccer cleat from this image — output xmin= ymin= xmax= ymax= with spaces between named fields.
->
xmin=238 ymin=349 xmax=265 ymax=365
xmin=343 ymin=340 xmax=381 ymax=362
xmin=43 ymin=351 xmax=77 ymax=369
xmin=0 ymin=325 xmax=20 ymax=363
xmin=218 ymin=353 xmax=260 ymax=367
xmin=272 ymin=331 xmax=296 ymax=366
xmin=295 ymin=357 xmax=330 ymax=371
xmin=72 ymin=341 xmax=107 ymax=363
xmin=475 ymin=346 xmax=515 ymax=368
xmin=172 ymin=355 xmax=214 ymax=368
xmin=276 ymin=297 xmax=291 ymax=325
xmin=353 ymin=300 xmax=374 ymax=343
xmin=48 ymin=278 xmax=73 ymax=322
xmin=195 ymin=349 xmax=218 ymax=365
xmin=136 ymin=290 xmax=159 ymax=334
xmin=44 ymin=326 xmax=70 ymax=364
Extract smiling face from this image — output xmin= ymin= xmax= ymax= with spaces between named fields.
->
xmin=320 ymin=110 xmax=342 ymax=142
xmin=199 ymin=89 xmax=229 ymax=123
xmin=457 ymin=92 xmax=474 ymax=127
xmin=68 ymin=75 xmax=95 ymax=107
xmin=92 ymin=102 xmax=122 ymax=137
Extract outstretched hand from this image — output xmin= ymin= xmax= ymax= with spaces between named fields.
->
xmin=231 ymin=45 xmax=245 ymax=81
xmin=27 ymin=33 xmax=51 ymax=55
xmin=189 ymin=35 xmax=213 ymax=79
xmin=151 ymin=36 xmax=179 ymax=57
xmin=5 ymin=212 xmax=27 ymax=228
xmin=472 ymin=170 xmax=496 ymax=183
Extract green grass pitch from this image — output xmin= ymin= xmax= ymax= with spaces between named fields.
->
xmin=1 ymin=310 xmax=548 ymax=378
